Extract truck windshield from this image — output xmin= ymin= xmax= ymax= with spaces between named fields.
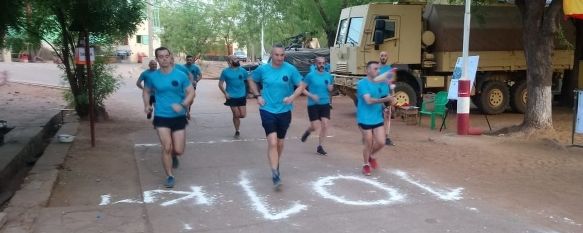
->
xmin=336 ymin=17 xmax=363 ymax=46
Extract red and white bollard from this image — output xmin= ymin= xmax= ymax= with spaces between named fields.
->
xmin=457 ymin=80 xmax=471 ymax=135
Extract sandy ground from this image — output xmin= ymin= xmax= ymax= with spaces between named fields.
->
xmin=2 ymin=61 xmax=583 ymax=232
xmin=0 ymin=82 xmax=66 ymax=128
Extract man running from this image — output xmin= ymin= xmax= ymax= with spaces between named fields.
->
xmin=247 ymin=45 xmax=306 ymax=188
xmin=143 ymin=47 xmax=196 ymax=188
xmin=300 ymin=57 xmax=333 ymax=156
xmin=172 ymin=57 xmax=195 ymax=119
xmin=137 ymin=60 xmax=158 ymax=119
xmin=219 ymin=55 xmax=248 ymax=138
xmin=184 ymin=55 xmax=202 ymax=88
xmin=379 ymin=51 xmax=395 ymax=146
xmin=356 ymin=61 xmax=395 ymax=176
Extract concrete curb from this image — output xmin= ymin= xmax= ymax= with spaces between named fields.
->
xmin=0 ymin=115 xmax=79 ymax=233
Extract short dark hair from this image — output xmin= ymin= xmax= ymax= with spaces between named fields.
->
xmin=366 ymin=61 xmax=379 ymax=69
xmin=271 ymin=44 xmax=285 ymax=54
xmin=186 ymin=55 xmax=193 ymax=59
xmin=155 ymin=47 xmax=171 ymax=58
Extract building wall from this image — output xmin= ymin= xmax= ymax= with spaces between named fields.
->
xmin=119 ymin=19 xmax=161 ymax=63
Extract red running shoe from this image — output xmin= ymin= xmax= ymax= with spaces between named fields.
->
xmin=369 ymin=157 xmax=378 ymax=170
xmin=362 ymin=164 xmax=372 ymax=176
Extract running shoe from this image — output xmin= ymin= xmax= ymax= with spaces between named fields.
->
xmin=165 ymin=176 xmax=175 ymax=188
xmin=301 ymin=130 xmax=311 ymax=142
xmin=362 ymin=164 xmax=372 ymax=176
xmin=369 ymin=157 xmax=378 ymax=170
xmin=317 ymin=145 xmax=327 ymax=156
xmin=385 ymin=138 xmax=395 ymax=146
xmin=234 ymin=131 xmax=240 ymax=138
xmin=272 ymin=170 xmax=281 ymax=188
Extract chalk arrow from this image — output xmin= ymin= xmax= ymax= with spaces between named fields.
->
xmin=391 ymin=170 xmax=463 ymax=201
xmin=238 ymin=171 xmax=307 ymax=220
xmin=143 ymin=186 xmax=213 ymax=207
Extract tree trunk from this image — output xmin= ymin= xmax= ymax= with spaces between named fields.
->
xmin=516 ymin=0 xmax=563 ymax=132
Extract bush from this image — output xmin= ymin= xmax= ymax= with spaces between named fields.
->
xmin=63 ymin=58 xmax=121 ymax=111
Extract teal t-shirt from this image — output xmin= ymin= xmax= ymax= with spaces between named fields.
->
xmin=304 ymin=71 xmax=333 ymax=106
xmin=139 ymin=69 xmax=156 ymax=96
xmin=220 ymin=67 xmax=248 ymax=98
xmin=147 ymin=69 xmax=191 ymax=118
xmin=184 ymin=64 xmax=202 ymax=81
xmin=252 ymin=62 xmax=303 ymax=114
xmin=356 ymin=78 xmax=389 ymax=125
xmin=379 ymin=64 xmax=392 ymax=75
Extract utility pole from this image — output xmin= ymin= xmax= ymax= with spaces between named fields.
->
xmin=147 ymin=0 xmax=154 ymax=58
xmin=457 ymin=0 xmax=472 ymax=135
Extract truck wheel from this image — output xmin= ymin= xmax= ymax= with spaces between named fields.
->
xmin=479 ymin=81 xmax=509 ymax=115
xmin=393 ymin=82 xmax=418 ymax=107
xmin=510 ymin=81 xmax=527 ymax=113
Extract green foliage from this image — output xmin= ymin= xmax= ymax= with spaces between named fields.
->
xmin=12 ymin=0 xmax=145 ymax=117
xmin=63 ymin=58 xmax=121 ymax=108
xmin=0 ymin=0 xmax=23 ymax=48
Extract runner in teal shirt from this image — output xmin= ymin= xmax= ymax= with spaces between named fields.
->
xmin=219 ymin=55 xmax=249 ymax=138
xmin=248 ymin=46 xmax=306 ymax=188
xmin=355 ymin=61 xmax=395 ymax=177
xmin=300 ymin=57 xmax=334 ymax=156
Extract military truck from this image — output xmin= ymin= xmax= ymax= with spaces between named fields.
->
xmin=331 ymin=2 xmax=574 ymax=114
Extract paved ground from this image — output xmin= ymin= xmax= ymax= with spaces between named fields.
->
xmin=1 ymin=62 xmax=582 ymax=233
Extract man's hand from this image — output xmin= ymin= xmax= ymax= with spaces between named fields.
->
xmin=386 ymin=96 xmax=397 ymax=106
xmin=257 ymin=96 xmax=265 ymax=106
xmin=172 ymin=103 xmax=184 ymax=113
xmin=144 ymin=105 xmax=153 ymax=115
xmin=283 ymin=96 xmax=294 ymax=104
xmin=309 ymin=94 xmax=320 ymax=103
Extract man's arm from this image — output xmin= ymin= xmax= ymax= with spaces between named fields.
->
xmin=182 ymin=85 xmax=196 ymax=106
xmin=136 ymin=74 xmax=144 ymax=89
xmin=363 ymin=94 xmax=395 ymax=105
xmin=218 ymin=80 xmax=228 ymax=98
xmin=284 ymin=82 xmax=307 ymax=104
xmin=142 ymin=86 xmax=152 ymax=114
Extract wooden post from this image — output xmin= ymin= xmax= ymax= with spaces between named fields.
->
xmin=84 ymin=31 xmax=95 ymax=147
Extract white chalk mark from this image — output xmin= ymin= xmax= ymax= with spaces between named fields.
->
xmin=466 ymin=207 xmax=479 ymax=212
xmin=391 ymin=170 xmax=463 ymax=201
xmin=135 ymin=136 xmax=335 ymax=147
xmin=99 ymin=194 xmax=111 ymax=206
xmin=183 ymin=224 xmax=193 ymax=230
xmin=113 ymin=199 xmax=143 ymax=204
xmin=143 ymin=186 xmax=213 ymax=207
xmin=313 ymin=175 xmax=405 ymax=206
xmin=238 ymin=171 xmax=307 ymax=220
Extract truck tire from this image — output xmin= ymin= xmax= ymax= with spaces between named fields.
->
xmin=510 ymin=81 xmax=527 ymax=113
xmin=393 ymin=82 xmax=418 ymax=107
xmin=479 ymin=81 xmax=509 ymax=115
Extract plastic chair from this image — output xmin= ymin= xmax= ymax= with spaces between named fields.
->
xmin=419 ymin=91 xmax=448 ymax=129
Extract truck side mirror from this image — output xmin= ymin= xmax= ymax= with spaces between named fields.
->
xmin=374 ymin=30 xmax=384 ymax=50
xmin=374 ymin=19 xmax=385 ymax=31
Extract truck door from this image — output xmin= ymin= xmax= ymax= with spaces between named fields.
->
xmin=365 ymin=16 xmax=400 ymax=66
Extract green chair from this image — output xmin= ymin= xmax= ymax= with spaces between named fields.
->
xmin=419 ymin=91 xmax=448 ymax=130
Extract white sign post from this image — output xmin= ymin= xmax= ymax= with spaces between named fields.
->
xmin=448 ymin=56 xmax=480 ymax=100
xmin=573 ymin=90 xmax=583 ymax=147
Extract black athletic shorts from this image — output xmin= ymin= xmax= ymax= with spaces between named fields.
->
xmin=307 ymin=104 xmax=331 ymax=121
xmin=153 ymin=116 xmax=188 ymax=132
xmin=260 ymin=110 xmax=291 ymax=139
xmin=149 ymin=95 xmax=155 ymax=105
xmin=224 ymin=97 xmax=247 ymax=107
xmin=358 ymin=122 xmax=384 ymax=130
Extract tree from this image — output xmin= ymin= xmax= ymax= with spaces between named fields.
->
xmin=14 ymin=0 xmax=145 ymax=117
xmin=514 ymin=0 xmax=564 ymax=133
xmin=0 ymin=0 xmax=23 ymax=48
